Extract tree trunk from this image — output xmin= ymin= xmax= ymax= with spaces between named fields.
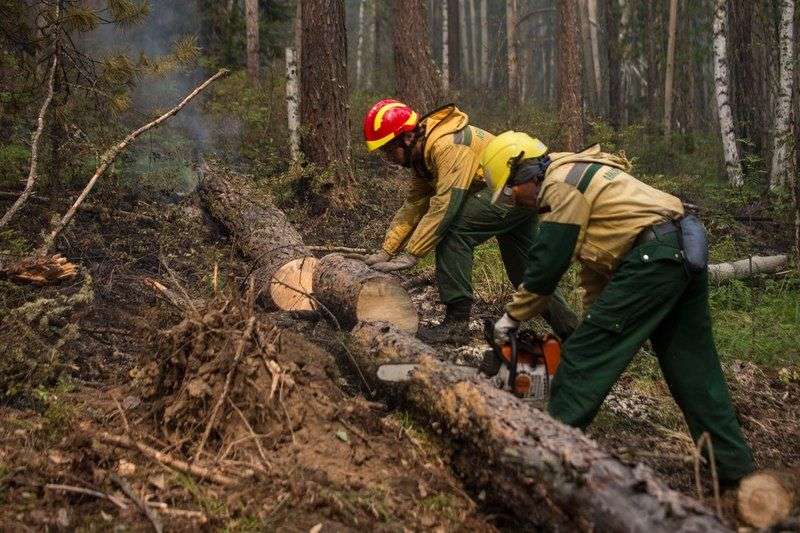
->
xmin=355 ymin=0 xmax=367 ymax=88
xmin=348 ymin=321 xmax=730 ymax=531
xmin=707 ymin=255 xmax=788 ymax=282
xmin=245 ymin=0 xmax=259 ymax=83
xmin=300 ymin=0 xmax=352 ymax=200
xmin=448 ymin=0 xmax=462 ymax=86
xmin=442 ymin=0 xmax=450 ymax=93
xmin=285 ymin=48 xmax=301 ymax=165
xmin=469 ymin=0 xmax=480 ymax=85
xmin=770 ymin=0 xmax=796 ymax=189
xmin=480 ymin=0 xmax=489 ymax=86
xmin=737 ymin=468 xmax=800 ymax=528
xmin=587 ymin=0 xmax=602 ymax=109
xmin=506 ymin=0 xmax=519 ymax=105
xmin=458 ymin=0 xmax=471 ymax=82
xmin=606 ymin=0 xmax=622 ymax=128
xmin=557 ymin=0 xmax=585 ymax=150
xmin=391 ymin=0 xmax=443 ymax=111
xmin=313 ymin=254 xmax=418 ymax=333
xmin=663 ymin=0 xmax=678 ymax=136
xmin=198 ymin=163 xmax=316 ymax=311
xmin=712 ymin=0 xmax=744 ymax=187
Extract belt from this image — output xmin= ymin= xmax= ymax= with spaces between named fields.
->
xmin=634 ymin=219 xmax=680 ymax=247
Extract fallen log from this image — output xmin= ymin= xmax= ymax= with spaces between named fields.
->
xmin=737 ymin=468 xmax=800 ymax=528
xmin=708 ymin=255 xmax=789 ymax=282
xmin=313 ymin=253 xmax=418 ymax=333
xmin=198 ymin=162 xmax=317 ymax=311
xmin=350 ymin=321 xmax=728 ymax=532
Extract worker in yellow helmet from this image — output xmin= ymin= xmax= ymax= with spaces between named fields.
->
xmin=483 ymin=131 xmax=754 ymax=487
xmin=362 ymin=100 xmax=577 ymax=344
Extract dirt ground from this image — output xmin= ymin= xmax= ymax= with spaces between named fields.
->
xmin=1 ymin=181 xmax=799 ymax=531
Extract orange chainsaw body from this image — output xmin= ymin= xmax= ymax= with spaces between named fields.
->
xmin=498 ymin=334 xmax=561 ymax=397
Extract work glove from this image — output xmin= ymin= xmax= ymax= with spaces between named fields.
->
xmin=494 ymin=312 xmax=520 ymax=344
xmin=364 ymin=250 xmax=392 ymax=266
xmin=371 ymin=252 xmax=418 ymax=273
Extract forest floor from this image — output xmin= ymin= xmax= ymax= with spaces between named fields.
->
xmin=1 ymin=159 xmax=799 ymax=531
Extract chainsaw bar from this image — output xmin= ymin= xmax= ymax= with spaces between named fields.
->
xmin=376 ymin=363 xmax=478 ymax=383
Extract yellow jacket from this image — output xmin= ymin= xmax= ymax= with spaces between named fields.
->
xmin=507 ymin=145 xmax=685 ymax=320
xmin=381 ymin=105 xmax=494 ymax=257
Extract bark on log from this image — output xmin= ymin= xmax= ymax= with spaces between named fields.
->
xmin=708 ymin=255 xmax=789 ymax=282
xmin=313 ymin=253 xmax=418 ymax=333
xmin=737 ymin=468 xmax=800 ymax=528
xmin=198 ymin=162 xmax=316 ymax=311
xmin=350 ymin=321 xmax=729 ymax=532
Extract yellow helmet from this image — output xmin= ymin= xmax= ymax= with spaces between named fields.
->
xmin=481 ymin=131 xmax=548 ymax=204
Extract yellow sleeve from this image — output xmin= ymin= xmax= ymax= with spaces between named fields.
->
xmin=403 ymin=143 xmax=475 ymax=257
xmin=381 ymin=177 xmax=434 ymax=255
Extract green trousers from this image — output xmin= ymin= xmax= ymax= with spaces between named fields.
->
xmin=435 ymin=187 xmax=578 ymax=339
xmin=548 ymin=231 xmax=755 ymax=482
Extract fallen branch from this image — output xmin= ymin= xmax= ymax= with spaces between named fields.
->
xmin=0 ymin=51 xmax=57 ymax=230
xmin=45 ymin=483 xmax=128 ymax=509
xmin=96 ymin=432 xmax=238 ymax=486
xmin=708 ymin=255 xmax=789 ymax=282
xmin=111 ymin=474 xmax=163 ymax=533
xmin=37 ymin=68 xmax=229 ymax=255
xmin=142 ymin=277 xmax=190 ymax=310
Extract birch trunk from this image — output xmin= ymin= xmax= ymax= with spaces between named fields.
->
xmin=606 ymin=0 xmax=622 ymax=128
xmin=285 ymin=48 xmax=301 ymax=165
xmin=355 ymin=0 xmax=366 ymax=87
xmin=770 ymin=0 xmax=796 ymax=189
xmin=480 ymin=0 xmax=488 ymax=85
xmin=587 ymin=0 xmax=602 ymax=107
xmin=245 ymin=0 xmax=259 ymax=83
xmin=712 ymin=0 xmax=744 ymax=187
xmin=664 ymin=0 xmax=678 ymax=136
xmin=442 ymin=1 xmax=450 ymax=92
xmin=506 ymin=0 xmax=518 ymax=105
xmin=459 ymin=0 xmax=470 ymax=81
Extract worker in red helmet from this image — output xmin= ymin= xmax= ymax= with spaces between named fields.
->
xmin=362 ymin=99 xmax=578 ymax=344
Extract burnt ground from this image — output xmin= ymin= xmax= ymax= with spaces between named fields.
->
xmin=1 ymin=177 xmax=799 ymax=531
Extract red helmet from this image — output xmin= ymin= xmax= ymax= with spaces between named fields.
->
xmin=363 ymin=99 xmax=419 ymax=152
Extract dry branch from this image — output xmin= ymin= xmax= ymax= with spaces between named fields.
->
xmin=0 ymin=253 xmax=77 ymax=285
xmin=708 ymin=255 xmax=789 ymax=282
xmin=96 ymin=432 xmax=238 ymax=486
xmin=37 ymin=68 xmax=229 ymax=255
xmin=0 ymin=45 xmax=57 ymax=229
xmin=111 ymin=474 xmax=163 ymax=533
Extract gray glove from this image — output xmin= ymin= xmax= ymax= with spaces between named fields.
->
xmin=364 ymin=250 xmax=392 ymax=266
xmin=371 ymin=252 xmax=418 ymax=272
xmin=493 ymin=312 xmax=520 ymax=344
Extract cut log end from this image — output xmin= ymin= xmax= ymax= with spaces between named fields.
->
xmin=737 ymin=470 xmax=799 ymax=528
xmin=269 ymin=257 xmax=318 ymax=311
xmin=357 ymin=278 xmax=418 ymax=333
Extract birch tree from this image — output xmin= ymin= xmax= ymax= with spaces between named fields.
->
xmin=587 ymin=0 xmax=602 ymax=107
xmin=355 ymin=0 xmax=367 ymax=88
xmin=712 ymin=0 xmax=744 ymax=186
xmin=469 ymin=0 xmax=480 ymax=84
xmin=606 ymin=0 xmax=622 ymax=128
xmin=507 ymin=0 xmax=519 ymax=105
xmin=770 ymin=0 xmax=796 ymax=189
xmin=664 ymin=0 xmax=678 ymax=136
xmin=245 ymin=0 xmax=259 ymax=83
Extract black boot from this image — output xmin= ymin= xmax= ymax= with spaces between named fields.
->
xmin=418 ymin=300 xmax=472 ymax=344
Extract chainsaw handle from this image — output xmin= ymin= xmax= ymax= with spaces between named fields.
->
xmin=507 ymin=332 xmax=518 ymax=389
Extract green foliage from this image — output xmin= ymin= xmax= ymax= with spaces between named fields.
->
xmin=0 ymin=144 xmax=30 ymax=186
xmin=107 ymin=0 xmax=150 ymax=26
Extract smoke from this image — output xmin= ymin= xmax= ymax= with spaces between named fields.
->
xmin=83 ymin=0 xmax=224 ymax=191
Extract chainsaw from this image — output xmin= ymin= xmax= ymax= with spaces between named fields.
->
xmin=480 ymin=319 xmax=561 ymax=400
